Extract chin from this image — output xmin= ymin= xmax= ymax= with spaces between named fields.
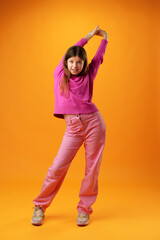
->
xmin=72 ymin=73 xmax=79 ymax=75
xmin=70 ymin=70 xmax=82 ymax=75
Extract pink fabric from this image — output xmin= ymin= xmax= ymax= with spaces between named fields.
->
xmin=53 ymin=38 xmax=108 ymax=119
xmin=33 ymin=111 xmax=106 ymax=215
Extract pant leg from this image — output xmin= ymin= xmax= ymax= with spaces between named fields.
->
xmin=77 ymin=112 xmax=106 ymax=215
xmin=33 ymin=117 xmax=84 ymax=211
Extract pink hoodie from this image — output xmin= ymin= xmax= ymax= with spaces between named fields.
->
xmin=53 ymin=38 xmax=108 ymax=119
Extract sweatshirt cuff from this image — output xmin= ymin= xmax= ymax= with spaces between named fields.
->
xmin=102 ymin=39 xmax=108 ymax=44
xmin=74 ymin=38 xmax=88 ymax=47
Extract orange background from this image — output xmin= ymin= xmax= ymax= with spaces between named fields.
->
xmin=0 ymin=0 xmax=160 ymax=239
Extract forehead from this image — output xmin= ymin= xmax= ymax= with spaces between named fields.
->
xmin=68 ymin=56 xmax=83 ymax=61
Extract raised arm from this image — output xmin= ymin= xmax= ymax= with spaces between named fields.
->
xmin=54 ymin=26 xmax=108 ymax=81
xmin=54 ymin=38 xmax=88 ymax=80
xmin=88 ymin=27 xmax=108 ymax=80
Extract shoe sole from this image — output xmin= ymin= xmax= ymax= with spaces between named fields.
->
xmin=31 ymin=219 xmax=43 ymax=226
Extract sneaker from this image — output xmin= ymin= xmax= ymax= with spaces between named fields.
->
xmin=77 ymin=213 xmax=89 ymax=226
xmin=31 ymin=206 xmax=45 ymax=226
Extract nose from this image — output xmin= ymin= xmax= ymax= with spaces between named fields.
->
xmin=73 ymin=62 xmax=77 ymax=68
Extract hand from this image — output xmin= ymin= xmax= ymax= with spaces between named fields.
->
xmin=88 ymin=25 xmax=100 ymax=37
xmin=94 ymin=28 xmax=108 ymax=41
xmin=84 ymin=26 xmax=108 ymax=41
xmin=84 ymin=25 xmax=100 ymax=41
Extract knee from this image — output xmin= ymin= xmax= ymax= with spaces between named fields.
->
xmin=47 ymin=165 xmax=61 ymax=179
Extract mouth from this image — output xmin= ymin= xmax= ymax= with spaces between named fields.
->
xmin=71 ymin=70 xmax=80 ymax=75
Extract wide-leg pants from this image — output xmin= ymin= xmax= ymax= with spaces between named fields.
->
xmin=33 ymin=111 xmax=106 ymax=215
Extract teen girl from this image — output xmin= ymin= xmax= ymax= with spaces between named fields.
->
xmin=31 ymin=25 xmax=108 ymax=226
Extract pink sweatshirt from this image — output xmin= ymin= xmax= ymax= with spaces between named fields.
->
xmin=53 ymin=38 xmax=108 ymax=119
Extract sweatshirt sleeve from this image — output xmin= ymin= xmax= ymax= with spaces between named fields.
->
xmin=89 ymin=39 xmax=108 ymax=81
xmin=54 ymin=38 xmax=88 ymax=80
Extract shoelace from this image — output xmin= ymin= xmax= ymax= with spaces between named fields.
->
xmin=78 ymin=214 xmax=88 ymax=220
xmin=33 ymin=207 xmax=44 ymax=217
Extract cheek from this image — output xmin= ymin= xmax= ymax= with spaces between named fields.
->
xmin=67 ymin=63 xmax=71 ymax=69
xmin=81 ymin=64 xmax=84 ymax=70
xmin=66 ymin=61 xmax=71 ymax=69
xmin=78 ymin=63 xmax=83 ymax=70
xmin=82 ymin=61 xmax=85 ymax=68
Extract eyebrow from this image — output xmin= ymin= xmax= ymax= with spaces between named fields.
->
xmin=69 ymin=59 xmax=83 ymax=62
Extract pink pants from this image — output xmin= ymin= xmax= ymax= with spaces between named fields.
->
xmin=33 ymin=111 xmax=106 ymax=215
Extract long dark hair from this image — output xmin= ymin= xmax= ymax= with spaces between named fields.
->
xmin=59 ymin=46 xmax=88 ymax=97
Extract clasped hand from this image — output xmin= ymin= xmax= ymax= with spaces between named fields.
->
xmin=89 ymin=25 xmax=108 ymax=40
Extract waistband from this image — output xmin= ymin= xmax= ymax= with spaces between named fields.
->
xmin=64 ymin=111 xmax=98 ymax=119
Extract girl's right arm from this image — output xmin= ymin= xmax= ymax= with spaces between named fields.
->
xmin=54 ymin=39 xmax=88 ymax=80
xmin=54 ymin=26 xmax=101 ymax=80
xmin=54 ymin=26 xmax=108 ymax=80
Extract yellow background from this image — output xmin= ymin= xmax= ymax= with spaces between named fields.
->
xmin=0 ymin=0 xmax=160 ymax=239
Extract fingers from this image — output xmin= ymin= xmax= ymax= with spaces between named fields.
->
xmin=93 ymin=25 xmax=100 ymax=35
xmin=93 ymin=25 xmax=99 ymax=34
xmin=89 ymin=26 xmax=106 ymax=38
xmin=94 ymin=26 xmax=106 ymax=35
xmin=95 ymin=25 xmax=99 ymax=30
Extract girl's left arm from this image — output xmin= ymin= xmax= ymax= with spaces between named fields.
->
xmin=89 ymin=28 xmax=108 ymax=81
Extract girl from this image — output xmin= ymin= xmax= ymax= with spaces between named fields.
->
xmin=31 ymin=26 xmax=108 ymax=226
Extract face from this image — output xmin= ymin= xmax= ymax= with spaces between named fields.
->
xmin=66 ymin=56 xmax=84 ymax=75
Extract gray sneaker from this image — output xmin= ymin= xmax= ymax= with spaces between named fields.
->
xmin=31 ymin=206 xmax=45 ymax=226
xmin=77 ymin=213 xmax=89 ymax=226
